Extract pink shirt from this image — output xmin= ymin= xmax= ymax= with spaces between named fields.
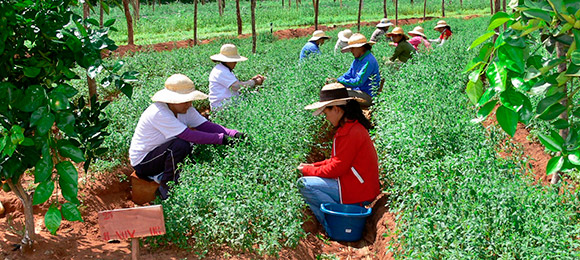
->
xmin=408 ymin=36 xmax=432 ymax=51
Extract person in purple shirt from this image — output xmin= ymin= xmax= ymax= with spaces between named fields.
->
xmin=129 ymin=74 xmax=245 ymax=199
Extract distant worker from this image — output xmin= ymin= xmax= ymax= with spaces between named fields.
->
xmin=298 ymin=83 xmax=381 ymax=234
xmin=209 ymin=44 xmax=265 ymax=110
xmin=338 ymin=33 xmax=380 ymax=107
xmin=430 ymin=20 xmax=453 ymax=46
xmin=300 ymin=30 xmax=331 ymax=60
xmin=334 ymin=29 xmax=353 ymax=54
xmin=130 ymin=74 xmax=245 ymax=199
xmin=370 ymin=18 xmax=394 ymax=42
xmin=387 ymin=27 xmax=416 ymax=63
xmin=407 ymin=26 xmax=432 ymax=51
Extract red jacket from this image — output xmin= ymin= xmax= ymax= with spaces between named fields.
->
xmin=301 ymin=120 xmax=380 ymax=204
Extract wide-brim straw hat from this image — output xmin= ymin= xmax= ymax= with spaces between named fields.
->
xmin=151 ymin=74 xmax=208 ymax=104
xmin=337 ymin=29 xmax=353 ymax=42
xmin=309 ymin=30 xmax=331 ymax=42
xmin=387 ymin=27 xmax=410 ymax=40
xmin=376 ymin=18 xmax=394 ymax=28
xmin=304 ymin=83 xmax=363 ymax=116
xmin=434 ymin=20 xmax=449 ymax=29
xmin=210 ymin=44 xmax=248 ymax=62
xmin=408 ymin=26 xmax=426 ymax=38
xmin=341 ymin=33 xmax=375 ymax=53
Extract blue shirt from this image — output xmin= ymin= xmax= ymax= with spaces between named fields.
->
xmin=300 ymin=41 xmax=321 ymax=60
xmin=337 ymin=51 xmax=381 ymax=96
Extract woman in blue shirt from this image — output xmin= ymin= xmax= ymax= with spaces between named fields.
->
xmin=338 ymin=33 xmax=381 ymax=107
xmin=300 ymin=30 xmax=330 ymax=60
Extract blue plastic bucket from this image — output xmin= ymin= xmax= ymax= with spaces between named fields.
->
xmin=321 ymin=203 xmax=372 ymax=241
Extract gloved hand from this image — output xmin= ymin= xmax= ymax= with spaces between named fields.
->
xmin=234 ymin=132 xmax=247 ymax=139
xmin=222 ymin=135 xmax=232 ymax=146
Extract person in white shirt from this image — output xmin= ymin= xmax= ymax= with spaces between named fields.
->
xmin=370 ymin=18 xmax=394 ymax=43
xmin=334 ymin=29 xmax=353 ymax=54
xmin=208 ymin=44 xmax=265 ymax=110
xmin=129 ymin=74 xmax=244 ymax=199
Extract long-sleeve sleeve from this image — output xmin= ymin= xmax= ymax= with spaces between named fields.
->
xmin=177 ymin=128 xmax=224 ymax=144
xmin=301 ymin=134 xmax=360 ymax=178
xmin=337 ymin=61 xmax=370 ymax=88
xmin=195 ymin=121 xmax=238 ymax=137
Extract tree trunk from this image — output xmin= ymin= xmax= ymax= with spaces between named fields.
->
xmin=8 ymin=179 xmax=34 ymax=252
xmin=395 ymin=0 xmax=398 ymax=26
xmin=282 ymin=0 xmax=284 ymax=7
xmin=441 ymin=0 xmax=445 ymax=17
xmin=340 ymin=0 xmax=342 ymax=8
xmin=218 ymin=0 xmax=223 ymax=16
xmin=251 ymin=0 xmax=257 ymax=53
xmin=84 ymin=2 xmax=98 ymax=101
xmin=289 ymin=0 xmax=291 ymax=8
xmin=152 ymin=0 xmax=155 ymax=12
xmin=490 ymin=0 xmax=493 ymax=14
xmin=410 ymin=0 xmax=413 ymax=5
xmin=357 ymin=0 xmax=363 ymax=31
xmin=553 ymin=41 xmax=569 ymax=185
xmin=99 ymin=1 xmax=104 ymax=28
xmin=194 ymin=0 xmax=198 ymax=45
xmin=236 ymin=0 xmax=242 ymax=35
xmin=494 ymin=0 xmax=500 ymax=14
xmin=314 ymin=0 xmax=319 ymax=30
xmin=130 ymin=0 xmax=140 ymax=21
xmin=122 ymin=0 xmax=134 ymax=45
xmin=423 ymin=0 xmax=426 ymax=21
xmin=383 ymin=0 xmax=387 ymax=18
xmin=460 ymin=0 xmax=463 ymax=8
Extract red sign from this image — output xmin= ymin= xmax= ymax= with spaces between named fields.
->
xmin=98 ymin=205 xmax=166 ymax=241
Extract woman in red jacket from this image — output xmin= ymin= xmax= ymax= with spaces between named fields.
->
xmin=297 ymin=83 xmax=380 ymax=232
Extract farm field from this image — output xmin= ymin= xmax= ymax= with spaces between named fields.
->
xmin=2 ymin=1 xmax=580 ymax=260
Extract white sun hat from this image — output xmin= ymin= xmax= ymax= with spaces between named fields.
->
xmin=210 ymin=44 xmax=248 ymax=63
xmin=151 ymin=74 xmax=208 ymax=104
xmin=376 ymin=18 xmax=394 ymax=28
xmin=434 ymin=20 xmax=449 ymax=29
xmin=337 ymin=29 xmax=353 ymax=42
xmin=341 ymin=33 xmax=376 ymax=53
xmin=309 ymin=30 xmax=331 ymax=42
xmin=304 ymin=83 xmax=363 ymax=116
xmin=408 ymin=26 xmax=426 ymax=38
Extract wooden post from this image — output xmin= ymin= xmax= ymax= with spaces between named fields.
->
xmin=490 ymin=0 xmax=493 ymax=15
xmin=251 ymin=0 xmax=257 ymax=53
xmin=423 ymin=0 xmax=426 ymax=22
xmin=383 ymin=0 xmax=387 ymax=18
xmin=395 ymin=0 xmax=398 ymax=26
xmin=84 ymin=2 xmax=98 ymax=102
xmin=194 ymin=0 xmax=198 ymax=45
xmin=314 ymin=0 xmax=319 ymax=30
xmin=357 ymin=0 xmax=363 ymax=31
xmin=441 ymin=0 xmax=445 ymax=17
xmin=236 ymin=0 xmax=242 ymax=35
xmin=122 ymin=0 xmax=134 ymax=45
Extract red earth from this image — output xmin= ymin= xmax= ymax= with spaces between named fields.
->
xmin=7 ymin=14 xmax=556 ymax=260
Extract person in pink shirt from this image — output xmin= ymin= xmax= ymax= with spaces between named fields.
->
xmin=407 ymin=26 xmax=432 ymax=52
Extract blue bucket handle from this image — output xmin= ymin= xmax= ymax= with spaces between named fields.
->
xmin=320 ymin=203 xmax=372 ymax=217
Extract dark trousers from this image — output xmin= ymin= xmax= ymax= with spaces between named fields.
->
xmin=132 ymin=138 xmax=193 ymax=199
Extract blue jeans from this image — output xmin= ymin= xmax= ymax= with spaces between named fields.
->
xmin=297 ymin=176 xmax=340 ymax=232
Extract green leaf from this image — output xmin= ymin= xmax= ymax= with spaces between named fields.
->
xmin=469 ymin=31 xmax=496 ymax=50
xmin=57 ymin=140 xmax=85 ymax=163
xmin=466 ymin=79 xmax=484 ymax=105
xmin=522 ymin=9 xmax=553 ymax=23
xmin=56 ymin=161 xmax=79 ymax=204
xmin=36 ymin=112 xmax=55 ymax=136
xmin=56 ymin=112 xmax=76 ymax=136
xmin=10 ymin=125 xmax=24 ymax=144
xmin=566 ymin=63 xmax=580 ymax=77
xmin=44 ymin=204 xmax=62 ymax=235
xmin=537 ymin=92 xmax=566 ymax=115
xmin=20 ymin=85 xmax=46 ymax=112
xmin=496 ymin=105 xmax=519 ymax=137
xmin=478 ymin=87 xmax=497 ymax=106
xmin=35 ymin=155 xmax=53 ymax=183
xmin=103 ymin=19 xmax=115 ymax=27
xmin=552 ymin=118 xmax=570 ymax=129
xmin=538 ymin=103 xmax=566 ymax=121
xmin=498 ymin=45 xmax=525 ymax=73
xmin=49 ymin=92 xmax=70 ymax=111
xmin=487 ymin=62 xmax=507 ymax=92
xmin=53 ymin=84 xmax=78 ymax=98
xmin=33 ymin=181 xmax=54 ymax=205
xmin=30 ymin=107 xmax=48 ymax=127
xmin=488 ymin=12 xmax=512 ymax=31
xmin=519 ymin=97 xmax=533 ymax=124
xmin=23 ymin=67 xmax=41 ymax=78
xmin=61 ymin=203 xmax=83 ymax=222
xmin=546 ymin=156 xmax=564 ymax=175
xmin=478 ymin=100 xmax=498 ymax=118
xmin=538 ymin=133 xmax=563 ymax=152
xmin=569 ymin=152 xmax=580 ymax=165
xmin=499 ymin=88 xmax=524 ymax=112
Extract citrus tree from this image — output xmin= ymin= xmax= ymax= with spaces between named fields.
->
xmin=465 ymin=0 xmax=580 ymax=184
xmin=0 ymin=0 xmax=135 ymax=250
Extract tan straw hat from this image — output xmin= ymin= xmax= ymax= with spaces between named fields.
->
xmin=408 ymin=26 xmax=426 ymax=38
xmin=305 ymin=83 xmax=361 ymax=116
xmin=434 ymin=20 xmax=449 ymax=29
xmin=337 ymin=29 xmax=353 ymax=42
xmin=151 ymin=74 xmax=208 ymax=104
xmin=387 ymin=27 xmax=409 ymax=40
xmin=341 ymin=33 xmax=376 ymax=53
xmin=309 ymin=30 xmax=331 ymax=41
xmin=376 ymin=18 xmax=394 ymax=28
xmin=210 ymin=44 xmax=248 ymax=62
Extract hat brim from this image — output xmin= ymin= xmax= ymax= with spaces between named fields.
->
xmin=337 ymin=31 xmax=351 ymax=42
xmin=304 ymin=98 xmax=353 ymax=116
xmin=387 ymin=33 xmax=410 ymax=40
xmin=376 ymin=23 xmax=394 ymax=28
xmin=151 ymin=88 xmax=208 ymax=104
xmin=434 ymin=24 xmax=448 ymax=29
xmin=408 ymin=31 xmax=426 ymax=38
xmin=309 ymin=36 xmax=331 ymax=42
xmin=341 ymin=41 xmax=376 ymax=53
xmin=210 ymin=53 xmax=248 ymax=63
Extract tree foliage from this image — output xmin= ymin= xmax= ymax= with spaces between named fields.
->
xmin=0 ymin=0 xmax=135 ymax=238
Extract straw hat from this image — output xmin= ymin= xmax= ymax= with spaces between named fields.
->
xmin=376 ymin=18 xmax=394 ymax=28
xmin=210 ymin=44 xmax=248 ymax=62
xmin=309 ymin=30 xmax=331 ymax=42
xmin=304 ymin=83 xmax=359 ymax=116
xmin=434 ymin=20 xmax=449 ymax=29
xmin=386 ymin=27 xmax=409 ymax=40
xmin=408 ymin=26 xmax=426 ymax=38
xmin=151 ymin=74 xmax=208 ymax=104
xmin=341 ymin=33 xmax=376 ymax=53
xmin=337 ymin=29 xmax=353 ymax=42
